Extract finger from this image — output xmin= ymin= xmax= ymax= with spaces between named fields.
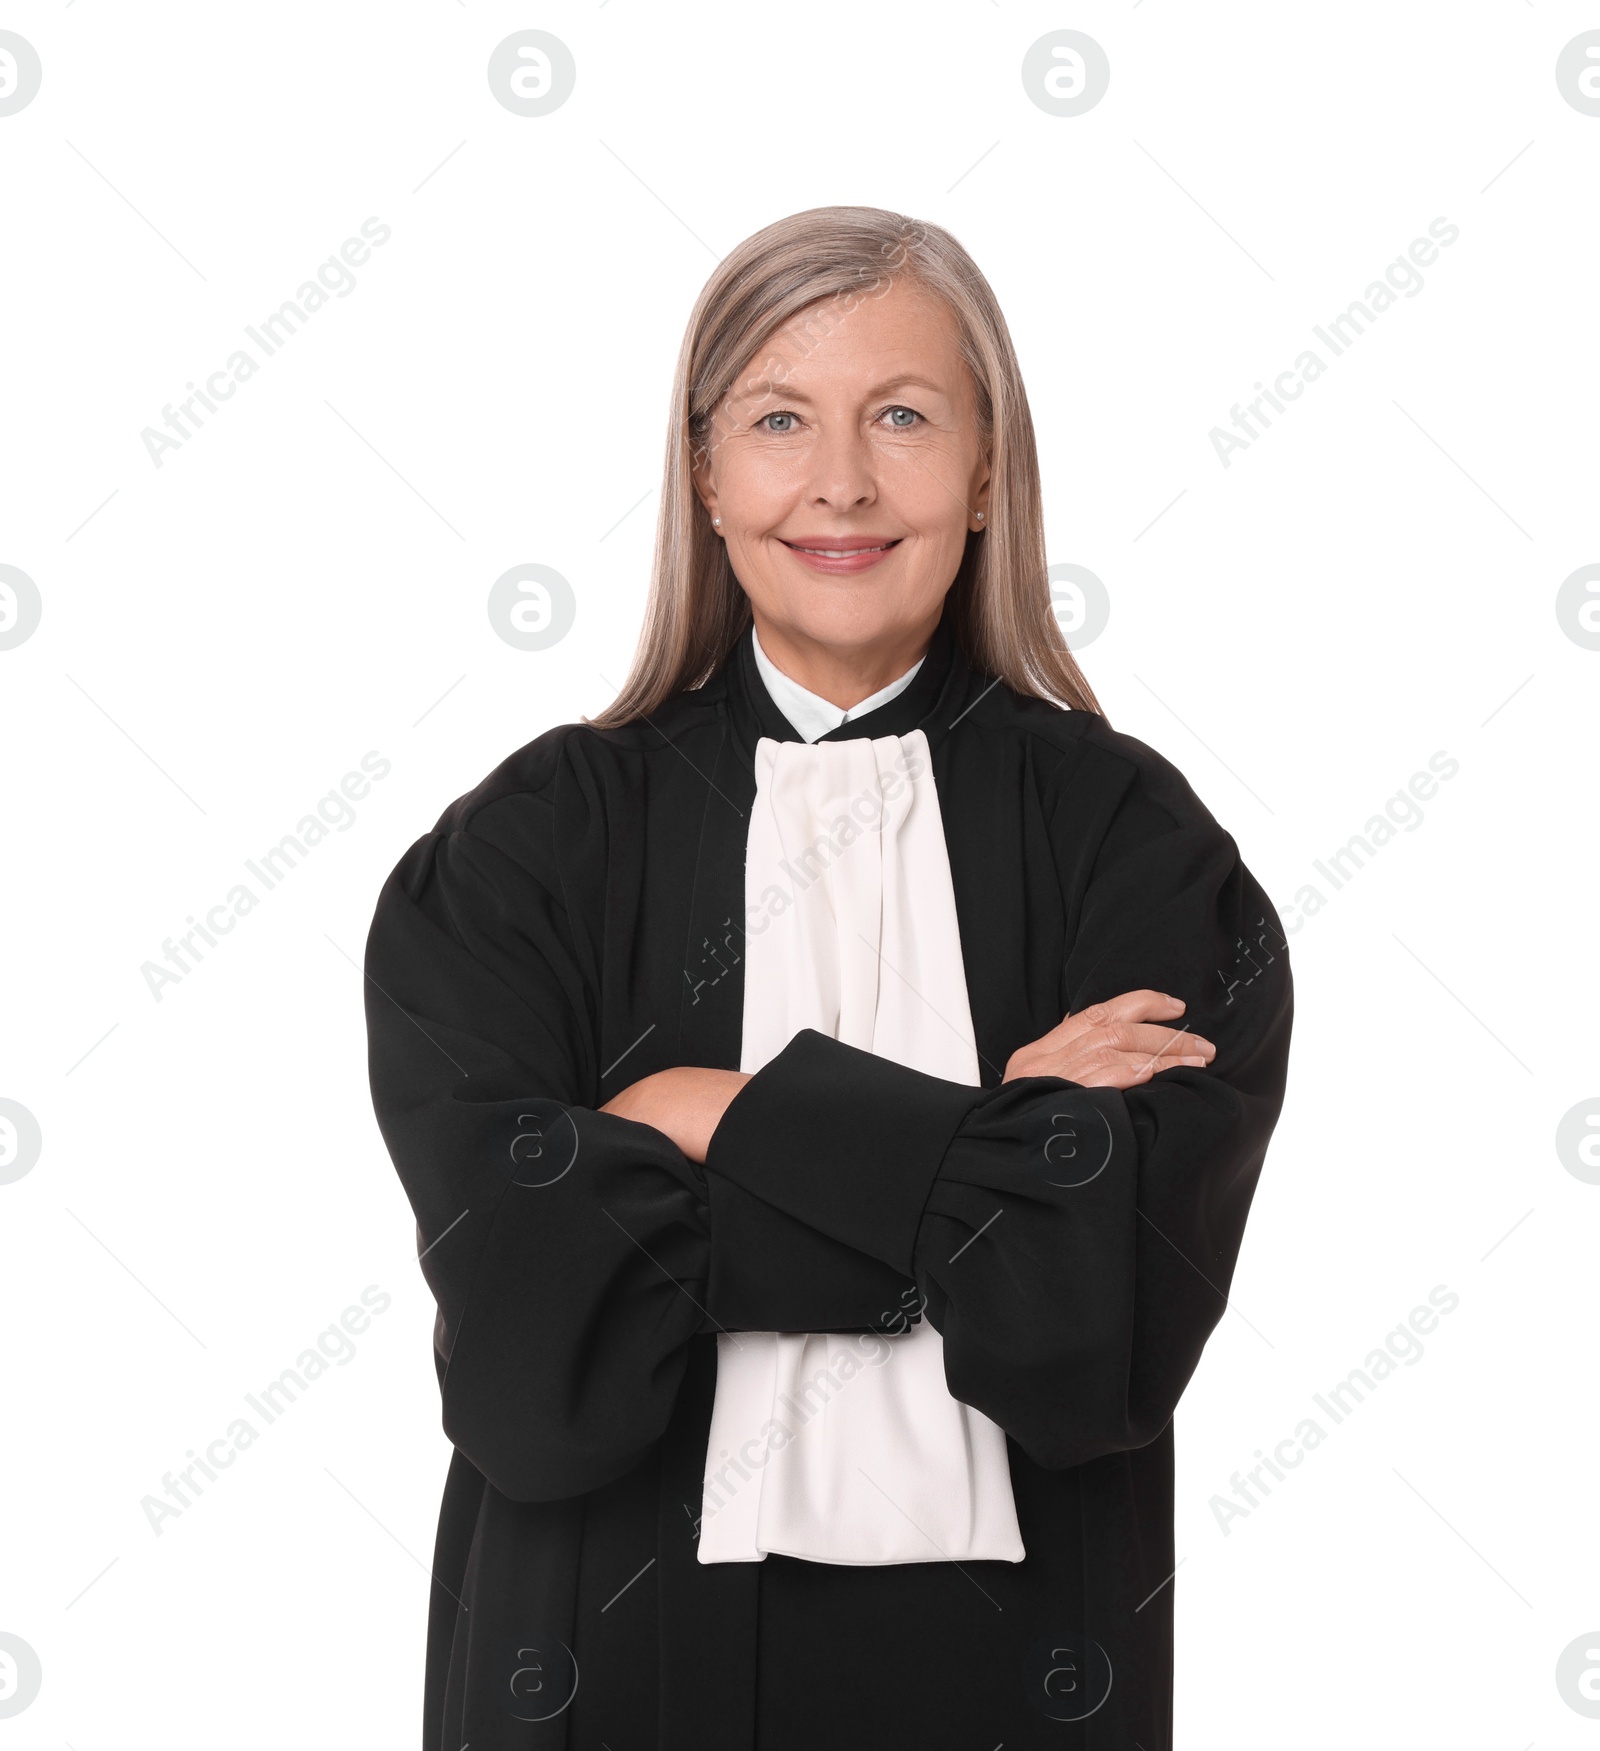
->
xmin=1051 ymin=989 xmax=1187 ymax=1044
xmin=1126 ymin=1022 xmax=1215 ymax=1061
xmin=1100 ymin=1052 xmax=1210 ymax=1088
xmin=1035 ymin=1046 xmax=1212 ymax=1089
xmin=1083 ymin=1020 xmax=1214 ymax=1059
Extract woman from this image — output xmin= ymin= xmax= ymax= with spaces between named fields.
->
xmin=364 ymin=206 xmax=1293 ymax=1749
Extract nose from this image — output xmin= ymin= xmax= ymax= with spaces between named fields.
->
xmin=803 ymin=416 xmax=877 ymax=514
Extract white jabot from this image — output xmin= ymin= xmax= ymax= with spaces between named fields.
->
xmin=749 ymin=623 xmax=925 ymax=744
xmin=697 ymin=726 xmax=1025 ymax=1567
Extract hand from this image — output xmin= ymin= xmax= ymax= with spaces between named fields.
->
xmin=1002 ymin=989 xmax=1214 ymax=1091
xmin=598 ymin=1066 xmax=752 ymax=1164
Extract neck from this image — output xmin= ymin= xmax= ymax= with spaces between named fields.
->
xmin=749 ymin=606 xmax=940 ymax=711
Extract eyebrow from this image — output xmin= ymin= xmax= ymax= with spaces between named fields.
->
xmin=735 ymin=373 xmax=951 ymax=404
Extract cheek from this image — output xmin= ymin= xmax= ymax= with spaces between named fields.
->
xmin=717 ymin=448 xmax=803 ymax=525
xmin=879 ymin=456 xmax=972 ymax=545
xmin=879 ymin=429 xmax=971 ymax=495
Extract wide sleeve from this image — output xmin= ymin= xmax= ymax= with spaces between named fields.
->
xmin=364 ymin=800 xmax=710 ymax=1504
xmin=702 ymin=752 xmax=1293 ymax=1471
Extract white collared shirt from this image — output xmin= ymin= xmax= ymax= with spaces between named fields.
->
xmin=750 ymin=624 xmax=925 ymax=744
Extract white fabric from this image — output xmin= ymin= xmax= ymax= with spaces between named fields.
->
xmin=697 ymin=726 xmax=1025 ymax=1566
xmin=749 ymin=623 xmax=925 ymax=744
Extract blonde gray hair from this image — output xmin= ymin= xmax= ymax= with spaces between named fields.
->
xmin=586 ymin=204 xmax=1104 ymax=727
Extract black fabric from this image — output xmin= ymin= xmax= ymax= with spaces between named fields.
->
xmin=364 ymin=587 xmax=1294 ymax=1748
xmin=704 ymin=1026 xmax=981 ymax=1276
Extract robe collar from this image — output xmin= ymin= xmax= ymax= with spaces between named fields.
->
xmin=722 ymin=588 xmax=975 ymax=764
xmin=750 ymin=623 xmax=925 ymax=743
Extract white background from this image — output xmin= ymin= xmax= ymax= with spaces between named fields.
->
xmin=2 ymin=2 xmax=1597 ymax=1744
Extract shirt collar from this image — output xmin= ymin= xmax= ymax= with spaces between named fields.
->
xmin=717 ymin=586 xmax=975 ymax=765
xmin=749 ymin=624 xmax=927 ymax=744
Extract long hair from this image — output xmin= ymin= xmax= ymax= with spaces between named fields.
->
xmin=586 ymin=205 xmax=1105 ymax=727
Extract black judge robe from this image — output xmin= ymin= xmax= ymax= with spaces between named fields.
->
xmin=362 ymin=592 xmax=1293 ymax=1749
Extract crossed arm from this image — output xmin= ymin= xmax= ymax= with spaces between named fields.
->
xmin=600 ymin=988 xmax=1218 ymax=1163
xmin=366 ymin=757 xmax=1290 ymax=1500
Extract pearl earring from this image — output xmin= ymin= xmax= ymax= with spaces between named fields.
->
xmin=975 ymin=512 xmax=985 ymax=522
xmin=713 ymin=517 xmax=721 ymax=525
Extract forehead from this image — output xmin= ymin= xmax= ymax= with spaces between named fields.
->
xmin=736 ymin=277 xmax=967 ymax=398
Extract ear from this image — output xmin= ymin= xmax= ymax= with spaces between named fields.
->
xmin=970 ymin=455 xmax=992 ymax=531
xmin=690 ymin=446 xmax=722 ymax=532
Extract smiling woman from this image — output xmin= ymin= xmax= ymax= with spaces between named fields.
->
xmin=591 ymin=209 xmax=1100 ymax=731
xmin=363 ymin=205 xmax=1293 ymax=1750
xmin=692 ymin=284 xmax=988 ymax=720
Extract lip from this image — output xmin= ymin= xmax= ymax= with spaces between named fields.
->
xmin=778 ymin=535 xmax=904 ymax=576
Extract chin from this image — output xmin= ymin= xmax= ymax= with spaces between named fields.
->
xmin=766 ymin=573 xmax=933 ymax=645
xmin=773 ymin=597 xmax=904 ymax=653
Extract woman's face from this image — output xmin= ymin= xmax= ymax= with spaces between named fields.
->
xmin=693 ymin=276 xmax=990 ymax=664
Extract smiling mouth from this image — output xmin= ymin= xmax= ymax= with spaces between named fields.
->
xmin=780 ymin=539 xmax=903 ymax=557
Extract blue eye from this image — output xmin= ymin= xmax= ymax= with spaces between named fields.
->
xmin=881 ymin=406 xmax=922 ymax=428
xmin=759 ymin=412 xmax=798 ymax=433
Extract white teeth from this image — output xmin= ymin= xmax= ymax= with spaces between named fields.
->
xmin=790 ymin=543 xmax=893 ymax=556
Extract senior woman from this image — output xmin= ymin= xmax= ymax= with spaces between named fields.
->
xmin=364 ymin=206 xmax=1293 ymax=1750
